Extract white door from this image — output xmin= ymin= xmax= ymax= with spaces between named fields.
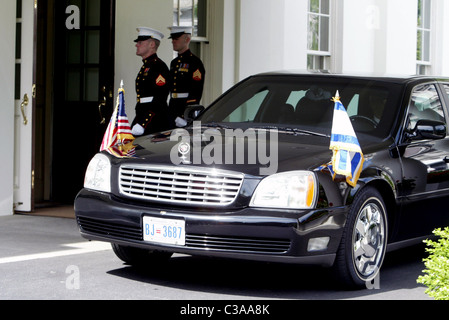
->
xmin=14 ymin=0 xmax=36 ymax=213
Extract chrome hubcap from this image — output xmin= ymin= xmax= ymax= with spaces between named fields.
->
xmin=352 ymin=200 xmax=386 ymax=278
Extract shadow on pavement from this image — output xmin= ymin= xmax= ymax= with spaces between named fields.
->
xmin=107 ymin=243 xmax=430 ymax=300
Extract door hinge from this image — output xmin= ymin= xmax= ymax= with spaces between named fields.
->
xmin=32 ymin=170 xmax=35 ymax=190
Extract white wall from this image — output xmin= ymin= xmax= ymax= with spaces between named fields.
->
xmin=237 ymin=0 xmax=284 ymax=79
xmin=282 ymin=0 xmax=308 ymax=71
xmin=236 ymin=0 xmax=309 ymax=80
xmin=111 ymin=0 xmax=449 ymax=116
xmin=384 ymin=0 xmax=417 ymax=75
xmin=114 ymin=0 xmax=446 ymax=111
xmin=340 ymin=0 xmax=417 ymax=75
xmin=115 ymin=0 xmax=173 ymax=121
xmin=0 ymin=1 xmax=16 ymax=215
xmin=340 ymin=0 xmax=381 ymax=73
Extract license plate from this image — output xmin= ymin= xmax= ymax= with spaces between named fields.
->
xmin=143 ymin=216 xmax=185 ymax=246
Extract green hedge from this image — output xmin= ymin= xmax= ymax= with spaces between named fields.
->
xmin=417 ymin=227 xmax=449 ymax=300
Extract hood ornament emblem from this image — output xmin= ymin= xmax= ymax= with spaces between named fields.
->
xmin=178 ymin=142 xmax=191 ymax=164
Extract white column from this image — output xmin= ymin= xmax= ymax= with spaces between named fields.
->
xmin=384 ymin=0 xmax=417 ymax=74
xmin=235 ymin=0 xmax=310 ymax=79
xmin=282 ymin=0 xmax=308 ymax=70
xmin=340 ymin=0 xmax=386 ymax=73
xmin=340 ymin=0 xmax=417 ymax=75
xmin=207 ymin=0 xmax=238 ymax=97
xmin=0 ymin=1 xmax=16 ymax=215
xmin=432 ymin=0 xmax=449 ymax=76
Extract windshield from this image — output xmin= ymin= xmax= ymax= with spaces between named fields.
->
xmin=198 ymin=75 xmax=404 ymax=140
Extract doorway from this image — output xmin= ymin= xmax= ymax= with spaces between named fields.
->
xmin=34 ymin=0 xmax=116 ymax=207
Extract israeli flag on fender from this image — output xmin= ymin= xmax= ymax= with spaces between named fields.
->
xmin=329 ymin=91 xmax=364 ymax=187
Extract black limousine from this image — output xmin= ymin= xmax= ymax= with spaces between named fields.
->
xmin=75 ymin=72 xmax=449 ymax=288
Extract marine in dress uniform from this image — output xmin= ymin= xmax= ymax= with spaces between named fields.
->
xmin=168 ymin=26 xmax=205 ymax=127
xmin=131 ymin=27 xmax=170 ymax=136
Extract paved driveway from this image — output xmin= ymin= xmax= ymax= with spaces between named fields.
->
xmin=0 ymin=214 xmax=432 ymax=302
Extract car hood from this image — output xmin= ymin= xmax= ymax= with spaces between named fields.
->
xmin=128 ymin=128 xmax=385 ymax=177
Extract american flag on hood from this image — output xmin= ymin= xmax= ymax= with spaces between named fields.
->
xmin=100 ymin=83 xmax=136 ymax=158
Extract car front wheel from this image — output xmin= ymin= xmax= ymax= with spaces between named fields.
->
xmin=333 ymin=186 xmax=388 ymax=289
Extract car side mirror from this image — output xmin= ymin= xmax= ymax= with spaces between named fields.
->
xmin=408 ymin=119 xmax=447 ymax=141
xmin=184 ymin=105 xmax=205 ymax=123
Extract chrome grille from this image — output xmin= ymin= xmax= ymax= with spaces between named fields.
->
xmin=119 ymin=165 xmax=244 ymax=206
xmin=186 ymin=234 xmax=291 ymax=254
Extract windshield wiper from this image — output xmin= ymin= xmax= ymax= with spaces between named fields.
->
xmin=198 ymin=123 xmax=330 ymax=138
xmin=200 ymin=122 xmax=234 ymax=130
xmin=253 ymin=126 xmax=331 ymax=138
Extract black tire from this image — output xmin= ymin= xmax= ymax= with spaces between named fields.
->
xmin=111 ymin=243 xmax=173 ymax=266
xmin=333 ymin=186 xmax=388 ymax=289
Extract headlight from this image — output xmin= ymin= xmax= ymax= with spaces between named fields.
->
xmin=84 ymin=153 xmax=111 ymax=193
xmin=250 ymin=171 xmax=317 ymax=209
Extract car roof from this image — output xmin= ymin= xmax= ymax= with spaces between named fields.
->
xmin=251 ymin=70 xmax=449 ymax=85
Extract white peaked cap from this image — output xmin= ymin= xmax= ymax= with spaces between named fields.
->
xmin=168 ymin=26 xmax=194 ymax=38
xmin=135 ymin=27 xmax=165 ymax=42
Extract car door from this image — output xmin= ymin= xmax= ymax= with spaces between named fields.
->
xmin=397 ymin=82 xmax=449 ymax=240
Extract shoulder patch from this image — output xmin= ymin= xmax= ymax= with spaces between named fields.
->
xmin=156 ymin=74 xmax=166 ymax=86
xmin=193 ymin=69 xmax=202 ymax=81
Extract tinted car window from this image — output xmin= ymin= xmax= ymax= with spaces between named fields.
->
xmin=407 ymin=84 xmax=445 ymax=130
xmin=224 ymin=90 xmax=269 ymax=122
xmin=200 ymin=76 xmax=403 ymax=140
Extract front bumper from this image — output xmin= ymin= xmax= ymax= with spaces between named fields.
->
xmin=74 ymin=189 xmax=348 ymax=267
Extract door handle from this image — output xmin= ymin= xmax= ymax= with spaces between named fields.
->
xmin=98 ymin=95 xmax=107 ymax=124
xmin=21 ymin=94 xmax=29 ymax=125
